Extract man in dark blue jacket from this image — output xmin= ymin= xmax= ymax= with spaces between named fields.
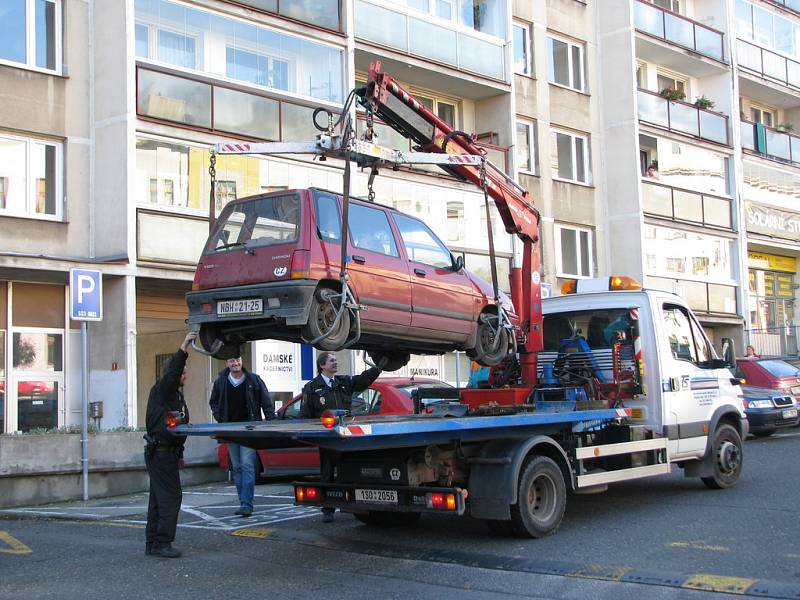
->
xmin=144 ymin=331 xmax=195 ymax=559
xmin=209 ymin=356 xmax=274 ymax=517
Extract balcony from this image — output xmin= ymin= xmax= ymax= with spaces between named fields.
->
xmin=642 ymin=180 xmax=733 ymax=230
xmin=737 ymin=39 xmax=800 ymax=92
xmin=637 ymin=88 xmax=729 ymax=145
xmin=353 ymin=0 xmax=505 ymax=81
xmin=647 ymin=276 xmax=738 ymax=315
xmin=634 ymin=0 xmax=725 ymax=63
xmin=741 ymin=119 xmax=800 ymax=167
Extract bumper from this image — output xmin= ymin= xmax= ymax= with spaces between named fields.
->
xmin=746 ymin=408 xmax=799 ymax=433
xmin=186 ymin=280 xmax=316 ymax=327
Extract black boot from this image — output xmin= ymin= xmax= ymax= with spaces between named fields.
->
xmin=151 ymin=543 xmax=182 ymax=558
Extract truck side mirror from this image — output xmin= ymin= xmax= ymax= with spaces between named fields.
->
xmin=720 ymin=337 xmax=736 ymax=369
xmin=452 ymin=255 xmax=464 ymax=271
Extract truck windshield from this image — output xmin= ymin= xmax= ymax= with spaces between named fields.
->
xmin=205 ymin=193 xmax=300 ymax=253
xmin=542 ymin=308 xmax=639 ymax=352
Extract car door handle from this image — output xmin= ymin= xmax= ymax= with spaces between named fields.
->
xmin=352 ymin=255 xmax=366 ymax=263
xmin=414 ymin=268 xmax=426 ymax=277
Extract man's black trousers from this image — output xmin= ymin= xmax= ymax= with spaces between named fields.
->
xmin=145 ymin=449 xmax=182 ymax=546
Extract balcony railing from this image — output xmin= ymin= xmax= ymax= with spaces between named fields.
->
xmin=737 ymin=39 xmax=800 ymax=91
xmin=647 ymin=276 xmax=738 ymax=315
xmin=642 ymin=180 xmax=733 ymax=230
xmin=634 ymin=0 xmax=725 ymax=63
xmin=761 ymin=0 xmax=800 ymax=16
xmin=353 ymin=0 xmax=505 ymax=81
xmin=747 ymin=326 xmax=800 ymax=358
xmin=637 ymin=88 xmax=729 ymax=145
xmin=740 ymin=119 xmax=800 ymax=167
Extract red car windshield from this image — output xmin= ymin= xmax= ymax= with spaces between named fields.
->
xmin=204 ymin=193 xmax=300 ymax=254
xmin=757 ymin=360 xmax=800 ymax=378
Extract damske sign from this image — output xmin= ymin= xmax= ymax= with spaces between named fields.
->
xmin=745 ymin=201 xmax=800 ymax=242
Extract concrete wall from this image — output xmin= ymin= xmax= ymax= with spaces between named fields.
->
xmin=0 ymin=432 xmax=224 ymax=508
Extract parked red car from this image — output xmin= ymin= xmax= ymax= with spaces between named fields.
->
xmin=218 ymin=377 xmax=452 ymax=478
xmin=188 ymin=189 xmax=516 ymax=369
xmin=735 ymin=358 xmax=800 ymax=402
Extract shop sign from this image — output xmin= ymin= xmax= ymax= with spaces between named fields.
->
xmin=745 ymin=201 xmax=800 ymax=242
xmin=407 ymin=355 xmax=441 ymax=379
xmin=748 ymin=251 xmax=797 ymax=273
xmin=254 ymin=339 xmax=298 ymax=393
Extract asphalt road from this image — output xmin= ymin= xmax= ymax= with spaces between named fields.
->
xmin=2 ymin=430 xmax=800 ymax=600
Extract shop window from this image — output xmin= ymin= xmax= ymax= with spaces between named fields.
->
xmin=12 ymin=283 xmax=64 ymax=328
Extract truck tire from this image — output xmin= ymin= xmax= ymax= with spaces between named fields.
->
xmin=510 ymin=455 xmax=566 ymax=538
xmin=354 ymin=511 xmax=421 ymax=527
xmin=470 ymin=315 xmax=511 ymax=367
xmin=701 ymin=424 xmax=743 ymax=490
xmin=303 ymin=287 xmax=350 ymax=350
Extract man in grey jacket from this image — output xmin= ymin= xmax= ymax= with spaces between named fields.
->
xmin=209 ymin=357 xmax=274 ymax=517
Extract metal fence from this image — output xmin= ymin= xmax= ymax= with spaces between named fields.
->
xmin=747 ymin=325 xmax=800 ymax=358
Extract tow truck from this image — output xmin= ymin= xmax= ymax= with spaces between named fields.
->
xmin=176 ymin=63 xmax=746 ymax=537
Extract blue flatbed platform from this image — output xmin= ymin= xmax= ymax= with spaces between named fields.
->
xmin=175 ymin=408 xmax=630 ymax=451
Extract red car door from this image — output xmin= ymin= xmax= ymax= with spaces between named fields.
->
xmin=391 ymin=213 xmax=475 ymax=338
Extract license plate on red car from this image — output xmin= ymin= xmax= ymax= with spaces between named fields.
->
xmin=783 ymin=408 xmax=798 ymax=419
xmin=355 ymin=489 xmax=397 ymax=504
xmin=217 ymin=298 xmax=263 ymax=317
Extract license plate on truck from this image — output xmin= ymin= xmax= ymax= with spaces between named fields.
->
xmin=355 ymin=489 xmax=398 ymax=504
xmin=217 ymin=298 xmax=263 ymax=317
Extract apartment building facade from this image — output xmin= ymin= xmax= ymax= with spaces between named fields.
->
xmin=0 ymin=0 xmax=795 ymax=433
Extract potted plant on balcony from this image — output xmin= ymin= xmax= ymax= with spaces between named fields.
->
xmin=777 ymin=122 xmax=795 ymax=133
xmin=659 ymin=88 xmax=686 ymax=102
xmin=694 ymin=95 xmax=715 ymax=110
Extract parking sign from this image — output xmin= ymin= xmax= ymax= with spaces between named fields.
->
xmin=70 ymin=269 xmax=103 ymax=321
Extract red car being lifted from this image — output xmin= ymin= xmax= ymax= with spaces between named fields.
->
xmin=218 ymin=377 xmax=451 ymax=478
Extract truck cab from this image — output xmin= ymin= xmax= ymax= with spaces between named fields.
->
xmin=542 ymin=285 xmax=747 ymax=465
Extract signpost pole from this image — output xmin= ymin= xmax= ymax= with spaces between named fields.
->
xmin=81 ymin=321 xmax=89 ymax=501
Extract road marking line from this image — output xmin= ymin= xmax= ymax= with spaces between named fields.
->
xmin=233 ymin=527 xmax=273 ymax=539
xmin=0 ymin=531 xmax=32 ymax=554
xmin=669 ymin=541 xmax=730 ymax=552
xmin=682 ymin=574 xmax=758 ymax=594
xmin=570 ymin=564 xmax=632 ymax=581
xmin=180 ymin=506 xmax=229 ymax=528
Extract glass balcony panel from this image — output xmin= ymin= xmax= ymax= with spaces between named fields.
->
xmin=683 ymin=280 xmax=709 ymax=312
xmin=670 ymin=101 xmax=699 ymax=137
xmin=763 ymin=50 xmax=787 ymax=82
xmin=354 ymin=0 xmax=408 ymax=51
xmin=708 ymin=284 xmax=737 ymax=314
xmin=695 ymin=26 xmax=723 ymax=61
xmin=791 ymin=135 xmax=800 ymax=164
xmin=699 ymin=110 xmax=727 ymax=144
xmin=765 ymin=129 xmax=791 ymax=161
xmin=637 ymin=90 xmax=669 ymax=128
xmin=281 ymin=103 xmax=320 ymax=141
xmin=641 ymin=181 xmax=673 ymax=217
xmin=137 ymin=70 xmax=212 ymax=128
xmin=740 ymin=121 xmax=755 ymax=151
xmin=673 ymin=189 xmax=703 ymax=223
xmin=409 ymin=17 xmax=458 ymax=65
xmin=645 ymin=276 xmax=675 ymax=293
xmin=788 ymin=0 xmax=800 ymax=10
xmin=703 ymin=196 xmax=731 ymax=229
xmin=788 ymin=59 xmax=800 ymax=88
xmin=634 ymin=1 xmax=664 ymax=38
xmin=279 ymin=0 xmax=340 ymax=30
xmin=736 ymin=39 xmax=762 ymax=72
xmin=664 ymin=13 xmax=694 ymax=50
xmin=213 ymin=87 xmax=279 ymax=140
xmin=458 ymin=33 xmax=504 ymax=79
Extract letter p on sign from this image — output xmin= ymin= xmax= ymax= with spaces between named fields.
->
xmin=70 ymin=269 xmax=103 ymax=321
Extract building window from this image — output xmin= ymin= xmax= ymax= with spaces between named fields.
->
xmin=414 ymin=93 xmax=458 ymax=128
xmin=656 ymin=72 xmax=687 ymax=98
xmin=555 ymin=224 xmax=593 ymax=278
xmin=547 ymin=35 xmax=585 ymax=92
xmin=214 ymin=181 xmax=237 ymax=211
xmin=513 ymin=21 xmax=532 ymax=76
xmin=0 ymin=0 xmax=61 ymax=73
xmin=551 ymin=129 xmax=591 ymax=184
xmin=650 ymin=0 xmax=681 ymax=12
xmin=516 ymin=120 xmax=536 ymax=174
xmin=750 ymin=104 xmax=775 ymax=127
xmin=0 ymin=133 xmax=62 ymax=219
xmin=447 ymin=200 xmax=465 ymax=242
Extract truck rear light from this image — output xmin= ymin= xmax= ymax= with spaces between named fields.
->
xmin=164 ymin=411 xmax=185 ymax=429
xmin=290 ymin=250 xmax=310 ymax=279
xmin=321 ymin=410 xmax=337 ymax=429
xmin=201 ymin=303 xmax=212 ymax=314
xmin=427 ymin=493 xmax=457 ymax=511
xmin=295 ymin=486 xmax=321 ymax=503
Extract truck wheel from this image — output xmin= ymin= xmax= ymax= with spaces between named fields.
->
xmin=198 ymin=325 xmax=243 ymax=360
xmin=303 ymin=287 xmax=350 ymax=350
xmin=510 ymin=455 xmax=566 ymax=538
xmin=471 ymin=315 xmax=511 ymax=367
xmin=368 ymin=350 xmax=410 ymax=372
xmin=354 ymin=511 xmax=421 ymax=527
xmin=701 ymin=424 xmax=743 ymax=490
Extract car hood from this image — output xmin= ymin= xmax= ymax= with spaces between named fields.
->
xmin=741 ymin=385 xmax=794 ymax=402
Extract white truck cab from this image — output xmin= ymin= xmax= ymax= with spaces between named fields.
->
xmin=542 ymin=282 xmax=746 ymax=485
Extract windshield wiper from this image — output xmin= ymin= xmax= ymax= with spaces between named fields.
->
xmin=216 ymin=241 xmax=255 ymax=255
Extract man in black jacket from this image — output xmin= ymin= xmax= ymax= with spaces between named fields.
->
xmin=300 ymin=351 xmax=381 ymax=522
xmin=144 ymin=331 xmax=195 ymax=559
xmin=209 ymin=356 xmax=274 ymax=517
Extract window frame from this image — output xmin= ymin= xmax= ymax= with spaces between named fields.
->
xmin=546 ymin=34 xmax=586 ymax=92
xmin=554 ymin=223 xmax=594 ymax=279
xmin=0 ymin=0 xmax=62 ymax=75
xmin=513 ymin=21 xmax=533 ymax=76
xmin=551 ymin=128 xmax=591 ymax=185
xmin=411 ymin=89 xmax=460 ymax=129
xmin=0 ymin=132 xmax=64 ymax=221
xmin=515 ymin=119 xmax=536 ymax=174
